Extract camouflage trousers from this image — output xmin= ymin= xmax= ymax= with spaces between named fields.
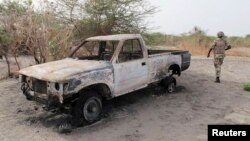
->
xmin=214 ymin=54 xmax=225 ymax=77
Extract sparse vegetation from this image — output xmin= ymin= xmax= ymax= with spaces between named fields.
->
xmin=0 ymin=1 xmax=249 ymax=78
xmin=145 ymin=26 xmax=250 ymax=56
xmin=0 ymin=0 xmax=156 ymax=76
xmin=243 ymin=83 xmax=250 ymax=92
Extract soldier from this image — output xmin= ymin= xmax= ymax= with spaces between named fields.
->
xmin=207 ymin=31 xmax=231 ymax=83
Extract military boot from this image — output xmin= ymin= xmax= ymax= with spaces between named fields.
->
xmin=215 ymin=77 xmax=220 ymax=83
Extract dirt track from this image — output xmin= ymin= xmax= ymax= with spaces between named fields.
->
xmin=0 ymin=56 xmax=250 ymax=141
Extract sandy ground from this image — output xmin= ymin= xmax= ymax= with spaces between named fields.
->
xmin=0 ymin=56 xmax=250 ymax=141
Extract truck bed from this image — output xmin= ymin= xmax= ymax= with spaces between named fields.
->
xmin=148 ymin=49 xmax=191 ymax=71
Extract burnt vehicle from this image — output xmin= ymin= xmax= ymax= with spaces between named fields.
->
xmin=19 ymin=34 xmax=191 ymax=124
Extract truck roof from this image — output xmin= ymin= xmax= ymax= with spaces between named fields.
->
xmin=86 ymin=34 xmax=142 ymax=41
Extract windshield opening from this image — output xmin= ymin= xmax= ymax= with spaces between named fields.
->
xmin=70 ymin=40 xmax=119 ymax=61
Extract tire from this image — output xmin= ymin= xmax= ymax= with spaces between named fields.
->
xmin=162 ymin=76 xmax=176 ymax=93
xmin=72 ymin=91 xmax=102 ymax=126
xmin=58 ymin=123 xmax=73 ymax=133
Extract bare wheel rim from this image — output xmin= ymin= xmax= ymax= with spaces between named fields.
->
xmin=83 ymin=97 xmax=102 ymax=122
xmin=168 ymin=83 xmax=175 ymax=93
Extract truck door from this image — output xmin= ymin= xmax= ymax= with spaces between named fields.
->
xmin=113 ymin=39 xmax=148 ymax=96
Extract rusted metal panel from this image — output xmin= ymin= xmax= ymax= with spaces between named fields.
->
xmin=19 ymin=58 xmax=114 ymax=104
xmin=18 ymin=34 xmax=189 ymax=108
xmin=66 ymin=68 xmax=114 ymax=95
xmin=148 ymin=54 xmax=182 ymax=83
xmin=19 ymin=58 xmax=112 ymax=82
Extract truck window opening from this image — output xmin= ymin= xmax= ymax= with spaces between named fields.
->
xmin=71 ymin=41 xmax=119 ymax=61
xmin=118 ymin=39 xmax=143 ymax=63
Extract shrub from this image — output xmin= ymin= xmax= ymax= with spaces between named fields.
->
xmin=243 ymin=83 xmax=250 ymax=92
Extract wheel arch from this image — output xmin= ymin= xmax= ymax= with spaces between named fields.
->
xmin=77 ymin=83 xmax=113 ymax=100
xmin=168 ymin=64 xmax=181 ymax=76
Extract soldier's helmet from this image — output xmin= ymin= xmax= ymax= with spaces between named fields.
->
xmin=217 ymin=31 xmax=224 ymax=38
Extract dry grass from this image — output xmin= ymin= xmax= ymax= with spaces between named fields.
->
xmin=179 ymin=41 xmax=250 ymax=57
xmin=178 ymin=39 xmax=211 ymax=56
xmin=145 ymin=30 xmax=250 ymax=57
xmin=179 ymin=44 xmax=208 ymax=56
xmin=226 ymin=47 xmax=250 ymax=57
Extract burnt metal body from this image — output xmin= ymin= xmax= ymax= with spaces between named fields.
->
xmin=19 ymin=34 xmax=191 ymax=109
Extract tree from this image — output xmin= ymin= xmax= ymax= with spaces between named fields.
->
xmin=0 ymin=28 xmax=13 ymax=76
xmin=52 ymin=0 xmax=156 ymax=40
xmin=0 ymin=0 xmax=26 ymax=76
xmin=0 ymin=0 xmax=74 ymax=65
xmin=0 ymin=0 xmax=156 ymax=77
xmin=84 ymin=0 xmax=155 ymax=33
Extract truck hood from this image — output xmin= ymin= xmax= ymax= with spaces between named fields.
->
xmin=19 ymin=58 xmax=112 ymax=82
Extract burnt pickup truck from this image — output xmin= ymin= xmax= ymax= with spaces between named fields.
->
xmin=19 ymin=34 xmax=190 ymax=124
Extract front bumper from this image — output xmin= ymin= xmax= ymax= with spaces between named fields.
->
xmin=22 ymin=89 xmax=62 ymax=110
xmin=21 ymin=82 xmax=63 ymax=110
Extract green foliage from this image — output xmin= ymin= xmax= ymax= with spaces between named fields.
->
xmin=74 ymin=0 xmax=156 ymax=39
xmin=143 ymin=32 xmax=166 ymax=45
xmin=143 ymin=32 xmax=182 ymax=46
xmin=0 ymin=0 xmax=28 ymax=15
xmin=0 ymin=28 xmax=13 ymax=45
xmin=243 ymin=83 xmax=250 ymax=92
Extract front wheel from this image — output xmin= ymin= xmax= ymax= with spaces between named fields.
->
xmin=73 ymin=91 xmax=102 ymax=125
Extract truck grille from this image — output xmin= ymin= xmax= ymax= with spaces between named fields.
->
xmin=32 ymin=79 xmax=47 ymax=94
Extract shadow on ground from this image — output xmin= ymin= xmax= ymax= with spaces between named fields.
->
xmin=22 ymin=83 xmax=187 ymax=133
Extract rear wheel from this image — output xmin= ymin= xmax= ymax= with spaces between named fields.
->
xmin=73 ymin=91 xmax=102 ymax=126
xmin=162 ymin=76 xmax=176 ymax=93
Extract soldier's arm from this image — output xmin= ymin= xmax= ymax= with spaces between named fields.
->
xmin=225 ymin=45 xmax=231 ymax=50
xmin=225 ymin=40 xmax=231 ymax=50
xmin=207 ymin=48 xmax=212 ymax=58
xmin=207 ymin=41 xmax=215 ymax=58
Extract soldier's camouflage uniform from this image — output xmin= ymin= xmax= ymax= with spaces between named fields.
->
xmin=210 ymin=38 xmax=229 ymax=77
